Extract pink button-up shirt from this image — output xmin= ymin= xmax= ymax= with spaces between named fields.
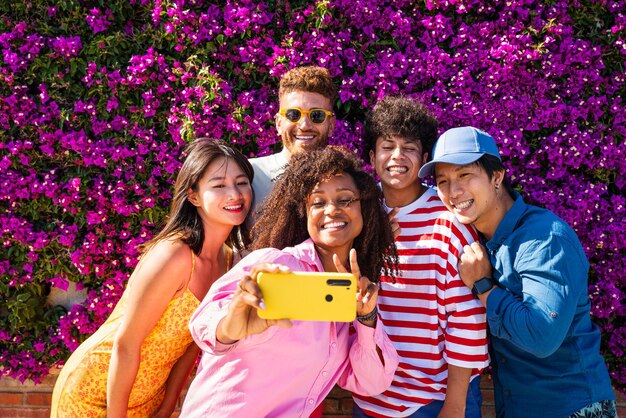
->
xmin=181 ymin=239 xmax=399 ymax=417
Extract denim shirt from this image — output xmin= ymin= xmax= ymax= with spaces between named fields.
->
xmin=484 ymin=193 xmax=614 ymax=418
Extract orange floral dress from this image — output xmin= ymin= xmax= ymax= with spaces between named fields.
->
xmin=50 ymin=251 xmax=203 ymax=418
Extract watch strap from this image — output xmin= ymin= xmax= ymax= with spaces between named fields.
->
xmin=472 ymin=277 xmax=495 ymax=298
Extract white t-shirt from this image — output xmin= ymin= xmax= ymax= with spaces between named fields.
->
xmin=248 ymin=148 xmax=289 ymax=221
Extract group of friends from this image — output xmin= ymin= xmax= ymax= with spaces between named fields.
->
xmin=49 ymin=66 xmax=616 ymax=418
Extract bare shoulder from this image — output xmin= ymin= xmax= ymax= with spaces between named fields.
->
xmin=143 ymin=238 xmax=192 ymax=264
xmin=131 ymin=238 xmax=193 ymax=288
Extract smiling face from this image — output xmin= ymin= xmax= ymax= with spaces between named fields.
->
xmin=187 ymin=156 xmax=253 ymax=229
xmin=306 ymin=172 xmax=363 ymax=262
xmin=275 ymin=90 xmax=336 ymax=158
xmin=434 ymin=162 xmax=506 ymax=239
xmin=370 ymin=135 xmax=428 ymax=207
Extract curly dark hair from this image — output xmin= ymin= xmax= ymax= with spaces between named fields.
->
xmin=251 ymin=146 xmax=398 ymax=282
xmin=278 ymin=65 xmax=338 ymax=105
xmin=363 ymin=95 xmax=438 ymax=158
xmin=141 ymin=138 xmax=254 ymax=255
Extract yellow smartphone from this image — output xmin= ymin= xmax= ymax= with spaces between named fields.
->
xmin=256 ymin=272 xmax=357 ymax=322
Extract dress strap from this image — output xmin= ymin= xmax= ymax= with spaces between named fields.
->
xmin=182 ymin=250 xmax=195 ymax=291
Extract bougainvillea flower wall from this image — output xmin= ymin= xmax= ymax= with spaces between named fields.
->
xmin=1 ymin=0 xmax=625 ymax=391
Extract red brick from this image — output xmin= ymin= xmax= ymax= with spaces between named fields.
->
xmin=25 ymin=392 xmax=52 ymax=406
xmin=339 ymin=397 xmax=354 ymax=413
xmin=480 ymin=406 xmax=497 ymax=418
xmin=0 ymin=392 xmax=23 ymax=406
xmin=480 ymin=387 xmax=495 ymax=405
xmin=328 ymin=385 xmax=351 ymax=397
xmin=0 ymin=409 xmax=50 ymax=418
xmin=322 ymin=398 xmax=340 ymax=413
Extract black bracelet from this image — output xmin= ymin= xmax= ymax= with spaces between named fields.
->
xmin=357 ymin=306 xmax=378 ymax=323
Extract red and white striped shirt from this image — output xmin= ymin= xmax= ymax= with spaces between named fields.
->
xmin=354 ymin=188 xmax=489 ymax=417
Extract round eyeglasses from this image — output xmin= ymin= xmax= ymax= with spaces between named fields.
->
xmin=308 ymin=197 xmax=360 ymax=211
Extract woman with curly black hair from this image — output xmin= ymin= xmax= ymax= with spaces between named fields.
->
xmin=181 ymin=146 xmax=399 ymax=417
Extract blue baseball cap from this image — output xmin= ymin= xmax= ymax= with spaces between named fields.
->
xmin=418 ymin=126 xmax=501 ymax=178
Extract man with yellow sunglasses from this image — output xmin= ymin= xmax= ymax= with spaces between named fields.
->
xmin=249 ymin=66 xmax=337 ymax=220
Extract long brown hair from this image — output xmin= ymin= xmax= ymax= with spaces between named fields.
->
xmin=142 ymin=138 xmax=254 ymax=254
xmin=251 ymin=146 xmax=397 ymax=282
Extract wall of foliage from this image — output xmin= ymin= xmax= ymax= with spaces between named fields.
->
xmin=1 ymin=0 xmax=625 ymax=390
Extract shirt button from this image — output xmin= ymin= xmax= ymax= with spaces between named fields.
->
xmin=322 ymin=371 xmax=328 ymax=377
xmin=501 ymin=358 xmax=507 ymax=364
xmin=550 ymin=312 xmax=557 ymax=318
xmin=505 ymin=390 xmax=511 ymax=397
xmin=331 ymin=342 xmax=337 ymax=349
xmin=308 ymin=399 xmax=315 ymax=404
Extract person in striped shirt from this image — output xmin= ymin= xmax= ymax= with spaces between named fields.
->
xmin=352 ymin=96 xmax=490 ymax=418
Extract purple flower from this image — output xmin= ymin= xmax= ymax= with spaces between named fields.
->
xmin=51 ymin=36 xmax=82 ymax=59
xmin=85 ymin=8 xmax=113 ymax=34
xmin=1 ymin=0 xmax=624 ymax=389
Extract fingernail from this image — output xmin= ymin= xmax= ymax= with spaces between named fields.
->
xmin=363 ymin=297 xmax=369 ymax=304
xmin=259 ymin=299 xmax=266 ymax=310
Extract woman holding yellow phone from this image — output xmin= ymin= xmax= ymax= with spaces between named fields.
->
xmin=181 ymin=146 xmax=399 ymax=417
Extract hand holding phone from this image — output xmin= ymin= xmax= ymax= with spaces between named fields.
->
xmin=217 ymin=263 xmax=293 ymax=345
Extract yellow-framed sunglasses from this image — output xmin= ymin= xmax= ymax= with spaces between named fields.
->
xmin=277 ymin=108 xmax=334 ymax=124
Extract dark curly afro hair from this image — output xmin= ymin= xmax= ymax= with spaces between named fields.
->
xmin=251 ymin=146 xmax=398 ymax=282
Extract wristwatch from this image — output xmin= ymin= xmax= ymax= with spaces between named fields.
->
xmin=471 ymin=277 xmax=495 ymax=298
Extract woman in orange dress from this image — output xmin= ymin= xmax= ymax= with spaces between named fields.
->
xmin=50 ymin=138 xmax=253 ymax=418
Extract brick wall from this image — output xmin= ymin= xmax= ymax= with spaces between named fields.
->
xmin=2 ymin=370 xmax=625 ymax=417
xmin=0 ymin=370 xmax=57 ymax=418
xmin=321 ymin=377 xmax=503 ymax=418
